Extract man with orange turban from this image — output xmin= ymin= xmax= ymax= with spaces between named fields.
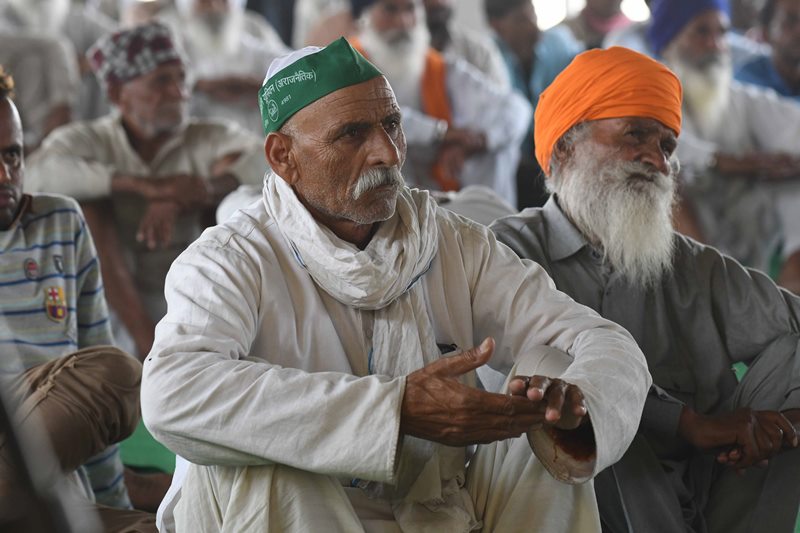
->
xmin=492 ymin=46 xmax=800 ymax=533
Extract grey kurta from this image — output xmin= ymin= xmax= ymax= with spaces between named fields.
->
xmin=491 ymin=197 xmax=800 ymax=533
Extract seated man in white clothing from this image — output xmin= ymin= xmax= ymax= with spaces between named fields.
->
xmin=141 ymin=37 xmax=651 ymax=532
xmin=648 ymin=0 xmax=800 ymax=294
xmin=25 ymin=22 xmax=266 ymax=359
xmin=352 ymin=0 xmax=531 ymax=207
xmin=160 ymin=0 xmax=290 ymax=136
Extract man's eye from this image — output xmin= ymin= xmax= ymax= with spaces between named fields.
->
xmin=3 ymin=150 xmax=20 ymax=166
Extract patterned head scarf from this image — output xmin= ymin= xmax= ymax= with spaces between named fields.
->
xmin=87 ymin=21 xmax=185 ymax=87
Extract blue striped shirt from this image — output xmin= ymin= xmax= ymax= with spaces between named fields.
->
xmin=1 ymin=194 xmax=130 ymax=508
xmin=0 ymin=194 xmax=112 ymax=371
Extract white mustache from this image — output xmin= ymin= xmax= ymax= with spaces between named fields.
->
xmin=351 ymin=167 xmax=404 ymax=200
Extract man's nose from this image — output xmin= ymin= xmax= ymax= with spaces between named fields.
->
xmin=367 ymin=129 xmax=402 ymax=168
xmin=0 ymin=161 xmax=10 ymax=184
xmin=639 ymin=143 xmax=670 ymax=175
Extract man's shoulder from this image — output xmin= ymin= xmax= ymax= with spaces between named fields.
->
xmin=182 ymin=118 xmax=260 ymax=144
xmin=26 ymin=193 xmax=83 ymax=222
xmin=44 ymin=114 xmax=116 ymax=141
xmin=14 ymin=194 xmax=85 ymax=245
xmin=490 ymin=207 xmax=548 ymax=243
xmin=729 ymin=78 xmax=797 ymax=109
xmin=736 ymin=54 xmax=772 ymax=79
xmin=539 ymin=25 xmax=582 ymax=57
xmin=490 ymin=207 xmax=562 ymax=265
xmin=181 ymin=201 xmax=278 ymax=264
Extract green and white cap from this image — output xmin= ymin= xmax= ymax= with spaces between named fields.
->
xmin=258 ymin=37 xmax=384 ymax=135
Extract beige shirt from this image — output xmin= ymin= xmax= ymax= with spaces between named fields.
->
xmin=26 ymin=113 xmax=267 ymax=320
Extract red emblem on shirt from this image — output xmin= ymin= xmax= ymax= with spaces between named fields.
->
xmin=45 ymin=286 xmax=67 ymax=322
xmin=24 ymin=258 xmax=39 ymax=280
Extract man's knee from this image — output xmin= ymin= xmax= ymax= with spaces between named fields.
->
xmin=72 ymin=346 xmax=142 ymax=390
xmin=178 ymin=463 xmax=359 ymax=532
xmin=71 ymin=346 xmax=142 ymax=432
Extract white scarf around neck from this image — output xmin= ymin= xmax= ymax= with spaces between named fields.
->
xmin=263 ymin=173 xmax=468 ymax=506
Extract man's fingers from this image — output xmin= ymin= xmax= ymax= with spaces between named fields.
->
xmin=429 ymin=338 xmax=494 ymax=378
xmin=543 ymin=380 xmax=566 ymax=423
xmin=771 ymin=413 xmax=800 ymax=447
xmin=737 ymin=421 xmax=762 ymax=467
xmin=526 ymin=375 xmax=551 ymax=402
xmin=565 ymin=385 xmax=588 ymax=418
xmin=507 ymin=376 xmax=530 ymax=396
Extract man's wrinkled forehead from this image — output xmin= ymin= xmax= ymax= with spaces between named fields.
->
xmin=0 ymin=98 xmax=23 ymax=147
xmin=286 ymin=76 xmax=400 ymax=132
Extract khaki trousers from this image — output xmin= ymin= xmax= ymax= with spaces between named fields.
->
xmin=0 ymin=346 xmax=156 ymax=532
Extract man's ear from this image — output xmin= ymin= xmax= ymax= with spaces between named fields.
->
xmin=106 ymin=82 xmax=122 ymax=106
xmin=264 ymin=131 xmax=299 ymax=185
xmin=551 ymin=137 xmax=573 ymax=171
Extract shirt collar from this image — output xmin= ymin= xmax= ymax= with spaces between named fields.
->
xmin=543 ymin=195 xmax=589 ymax=261
xmin=7 ymin=193 xmax=32 ymax=230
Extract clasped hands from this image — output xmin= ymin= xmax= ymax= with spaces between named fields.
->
xmin=678 ymin=406 xmax=800 ymax=472
xmin=400 ymin=337 xmax=589 ymax=447
xmin=135 ymin=174 xmax=212 ymax=250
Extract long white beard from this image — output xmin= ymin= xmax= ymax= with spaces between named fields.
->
xmin=359 ymin=12 xmax=430 ymax=108
xmin=181 ymin=8 xmax=245 ymax=58
xmin=664 ymin=48 xmax=732 ymax=139
xmin=554 ymin=141 xmax=677 ymax=289
xmin=8 ymin=0 xmax=70 ymax=34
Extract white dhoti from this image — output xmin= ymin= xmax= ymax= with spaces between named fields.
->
xmin=173 ymin=349 xmax=600 ymax=533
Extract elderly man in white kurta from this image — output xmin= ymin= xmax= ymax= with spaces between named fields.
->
xmin=353 ymin=0 xmax=531 ymax=207
xmin=141 ymin=38 xmax=651 ymax=533
xmin=159 ymin=0 xmax=290 ymax=136
xmin=25 ymin=22 xmax=266 ymax=359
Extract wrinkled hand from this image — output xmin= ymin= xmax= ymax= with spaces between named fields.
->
xmin=507 ymin=375 xmax=588 ymax=430
xmin=150 ymin=174 xmax=211 ymax=210
xmin=443 ymin=127 xmax=487 ymax=155
xmin=435 ymin=144 xmax=467 ymax=183
xmin=679 ymin=407 xmax=799 ymax=470
xmin=400 ymin=338 xmax=548 ymax=446
xmin=136 ymin=200 xmax=180 ymax=250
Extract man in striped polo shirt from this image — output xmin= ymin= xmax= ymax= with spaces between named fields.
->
xmin=0 ymin=67 xmax=155 ymax=531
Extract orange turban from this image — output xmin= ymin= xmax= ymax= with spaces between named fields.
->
xmin=534 ymin=46 xmax=682 ymax=175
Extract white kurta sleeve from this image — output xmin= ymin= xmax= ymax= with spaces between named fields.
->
xmin=445 ymin=58 xmax=531 ymax=152
xmin=191 ymin=122 xmax=268 ymax=186
xmin=738 ymin=82 xmax=800 ymax=153
xmin=399 ymin=105 xmax=446 ymax=146
xmin=463 ymin=221 xmax=651 ymax=481
xmin=25 ymin=124 xmax=115 ymax=199
xmin=141 ymin=237 xmax=404 ymax=484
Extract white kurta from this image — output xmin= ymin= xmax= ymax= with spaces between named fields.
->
xmin=386 ymin=57 xmax=531 ymax=207
xmin=677 ymin=81 xmax=800 ymax=268
xmin=443 ymin=25 xmax=511 ymax=91
xmin=24 ymin=114 xmax=266 ymax=320
xmin=160 ymin=12 xmax=290 ymax=136
xmin=142 ymin=188 xmax=650 ymax=531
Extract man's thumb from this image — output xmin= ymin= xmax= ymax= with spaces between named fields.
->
xmin=437 ymin=337 xmax=494 ymax=377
